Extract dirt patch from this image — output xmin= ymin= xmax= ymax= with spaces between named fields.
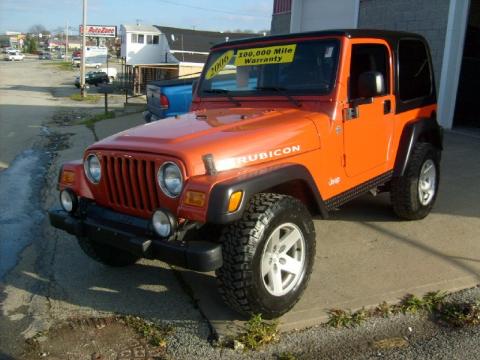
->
xmin=23 ymin=317 xmax=169 ymax=360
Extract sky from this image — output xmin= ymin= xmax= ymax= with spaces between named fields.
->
xmin=0 ymin=0 xmax=274 ymax=34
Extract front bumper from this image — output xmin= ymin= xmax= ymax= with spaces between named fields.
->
xmin=48 ymin=203 xmax=222 ymax=272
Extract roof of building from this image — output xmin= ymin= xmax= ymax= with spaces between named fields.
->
xmin=155 ymin=26 xmax=260 ymax=63
xmin=211 ymin=29 xmax=427 ymax=49
xmin=123 ymin=24 xmax=161 ymax=33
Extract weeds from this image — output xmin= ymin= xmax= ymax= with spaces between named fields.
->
xmin=327 ymin=308 xmax=367 ymax=328
xmin=235 ymin=314 xmax=278 ymax=350
xmin=69 ymin=93 xmax=101 ymax=103
xmin=327 ymin=290 xmax=479 ymax=329
xmin=122 ymin=315 xmax=173 ymax=347
xmin=277 ymin=351 xmax=297 ymax=360
xmin=437 ymin=301 xmax=480 ymax=327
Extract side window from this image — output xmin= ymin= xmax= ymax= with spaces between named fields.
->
xmin=349 ymin=44 xmax=390 ymax=99
xmin=398 ymin=40 xmax=432 ymax=101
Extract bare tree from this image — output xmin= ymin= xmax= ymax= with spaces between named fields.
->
xmin=28 ymin=24 xmax=50 ymax=35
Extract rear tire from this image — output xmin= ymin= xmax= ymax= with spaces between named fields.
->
xmin=216 ymin=193 xmax=316 ymax=319
xmin=77 ymin=237 xmax=140 ymax=267
xmin=391 ymin=143 xmax=440 ymax=220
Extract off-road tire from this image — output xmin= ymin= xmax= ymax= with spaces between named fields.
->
xmin=391 ymin=142 xmax=440 ymax=220
xmin=216 ymin=193 xmax=316 ymax=319
xmin=77 ymin=236 xmax=140 ymax=267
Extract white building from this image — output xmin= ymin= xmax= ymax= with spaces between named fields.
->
xmin=120 ymin=24 xmax=176 ymax=65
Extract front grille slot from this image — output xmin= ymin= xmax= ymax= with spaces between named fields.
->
xmin=102 ymin=155 xmax=159 ymax=213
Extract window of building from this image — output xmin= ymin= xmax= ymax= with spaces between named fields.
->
xmin=147 ymin=35 xmax=159 ymax=44
xmin=398 ymin=40 xmax=432 ymax=101
xmin=131 ymin=33 xmax=144 ymax=44
xmin=349 ymin=44 xmax=390 ymax=99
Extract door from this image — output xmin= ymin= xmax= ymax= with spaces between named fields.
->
xmin=343 ymin=42 xmax=394 ymax=177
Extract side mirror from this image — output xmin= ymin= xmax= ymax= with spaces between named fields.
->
xmin=358 ymin=71 xmax=385 ymax=98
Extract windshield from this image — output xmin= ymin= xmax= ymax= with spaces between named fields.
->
xmin=199 ymin=39 xmax=340 ymax=97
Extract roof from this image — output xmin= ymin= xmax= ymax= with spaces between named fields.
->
xmin=154 ymin=26 xmax=260 ymax=63
xmin=211 ymin=29 xmax=427 ymax=49
xmin=123 ymin=24 xmax=161 ymax=33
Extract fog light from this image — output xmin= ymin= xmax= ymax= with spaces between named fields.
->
xmin=152 ymin=209 xmax=176 ymax=238
xmin=60 ymin=189 xmax=78 ymax=213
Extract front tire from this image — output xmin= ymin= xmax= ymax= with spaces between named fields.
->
xmin=77 ymin=236 xmax=140 ymax=267
xmin=216 ymin=193 xmax=316 ymax=319
xmin=391 ymin=143 xmax=440 ymax=220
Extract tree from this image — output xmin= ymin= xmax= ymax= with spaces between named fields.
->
xmin=25 ymin=36 xmax=38 ymax=53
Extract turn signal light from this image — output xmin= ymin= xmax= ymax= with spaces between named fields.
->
xmin=61 ymin=170 xmax=75 ymax=184
xmin=228 ymin=191 xmax=243 ymax=212
xmin=184 ymin=191 xmax=206 ymax=207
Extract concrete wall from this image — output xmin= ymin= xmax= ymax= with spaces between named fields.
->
xmin=358 ymin=0 xmax=451 ymax=91
xmin=290 ymin=0 xmax=360 ymax=33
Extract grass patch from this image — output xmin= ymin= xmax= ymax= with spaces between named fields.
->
xmin=69 ymin=93 xmax=101 ymax=103
xmin=122 ymin=315 xmax=174 ymax=347
xmin=235 ymin=314 xmax=278 ymax=350
xmin=327 ymin=308 xmax=368 ymax=328
xmin=80 ymin=111 xmax=115 ymax=129
xmin=42 ymin=61 xmax=73 ymax=71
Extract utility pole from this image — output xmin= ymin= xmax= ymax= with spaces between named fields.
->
xmin=65 ymin=21 xmax=69 ymax=62
xmin=80 ymin=0 xmax=87 ymax=97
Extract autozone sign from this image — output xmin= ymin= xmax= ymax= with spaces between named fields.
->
xmin=79 ymin=25 xmax=117 ymax=38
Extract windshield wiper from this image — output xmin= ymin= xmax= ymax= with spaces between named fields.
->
xmin=203 ymin=89 xmax=241 ymax=107
xmin=255 ymin=86 xmax=302 ymax=108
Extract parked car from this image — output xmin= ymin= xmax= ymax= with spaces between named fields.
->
xmin=143 ymin=77 xmax=197 ymax=122
xmin=38 ymin=51 xmax=52 ymax=60
xmin=4 ymin=50 xmax=24 ymax=61
xmin=49 ymin=29 xmax=442 ymax=319
xmin=72 ymin=56 xmax=81 ymax=67
xmin=74 ymin=71 xmax=109 ymax=88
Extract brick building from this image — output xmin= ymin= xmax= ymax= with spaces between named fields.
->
xmin=271 ymin=0 xmax=480 ymax=129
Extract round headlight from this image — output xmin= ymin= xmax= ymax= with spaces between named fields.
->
xmin=157 ymin=162 xmax=183 ymax=198
xmin=152 ymin=209 xmax=176 ymax=237
xmin=60 ymin=189 xmax=78 ymax=213
xmin=84 ymin=154 xmax=101 ymax=184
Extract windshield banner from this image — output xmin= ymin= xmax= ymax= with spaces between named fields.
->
xmin=235 ymin=44 xmax=297 ymax=66
xmin=206 ymin=50 xmax=234 ymax=79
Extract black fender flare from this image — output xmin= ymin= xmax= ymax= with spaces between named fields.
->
xmin=393 ymin=114 xmax=443 ymax=177
xmin=206 ymin=164 xmax=328 ymax=224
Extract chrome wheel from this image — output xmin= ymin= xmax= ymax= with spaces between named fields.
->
xmin=261 ymin=223 xmax=306 ymax=297
xmin=418 ymin=159 xmax=436 ymax=206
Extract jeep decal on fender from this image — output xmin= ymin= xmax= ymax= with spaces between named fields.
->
xmin=216 ymin=145 xmax=301 ymax=171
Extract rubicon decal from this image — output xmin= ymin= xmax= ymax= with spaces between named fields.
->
xmin=216 ymin=145 xmax=301 ymax=171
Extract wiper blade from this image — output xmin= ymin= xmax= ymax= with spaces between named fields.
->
xmin=255 ymin=86 xmax=302 ymax=108
xmin=204 ymin=89 xmax=241 ymax=107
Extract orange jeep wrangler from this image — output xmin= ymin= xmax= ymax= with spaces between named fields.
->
xmin=49 ymin=30 xmax=442 ymax=318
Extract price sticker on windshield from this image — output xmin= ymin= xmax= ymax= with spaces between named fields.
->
xmin=206 ymin=50 xmax=234 ymax=80
xmin=235 ymin=44 xmax=297 ymax=66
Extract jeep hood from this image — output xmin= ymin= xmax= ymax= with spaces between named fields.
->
xmin=89 ymin=107 xmax=327 ymax=176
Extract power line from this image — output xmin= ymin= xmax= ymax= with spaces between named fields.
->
xmin=156 ymin=0 xmax=270 ymax=19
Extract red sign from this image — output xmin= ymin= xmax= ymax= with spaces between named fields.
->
xmin=79 ymin=25 xmax=117 ymax=38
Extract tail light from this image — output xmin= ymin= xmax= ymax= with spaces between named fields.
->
xmin=160 ymin=94 xmax=169 ymax=109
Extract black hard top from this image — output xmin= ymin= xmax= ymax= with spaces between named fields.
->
xmin=210 ymin=29 xmax=426 ymax=50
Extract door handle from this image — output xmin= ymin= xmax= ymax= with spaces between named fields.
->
xmin=383 ymin=100 xmax=391 ymax=114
